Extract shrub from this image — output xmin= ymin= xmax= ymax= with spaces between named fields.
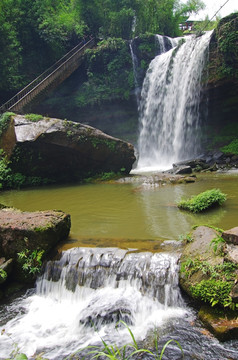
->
xmin=190 ymin=279 xmax=235 ymax=309
xmin=17 ymin=248 xmax=45 ymax=275
xmin=221 ymin=138 xmax=238 ymax=155
xmin=0 ymin=112 xmax=15 ymax=137
xmin=177 ymin=189 xmax=226 ymax=213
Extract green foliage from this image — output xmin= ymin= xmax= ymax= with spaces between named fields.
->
xmin=75 ymin=38 xmax=134 ymax=107
xmin=0 ymin=268 xmax=7 ymax=281
xmin=17 ymin=248 xmax=45 ymax=275
xmin=209 ymin=13 xmax=238 ymax=82
xmin=210 ymin=235 xmax=225 ymax=255
xmin=0 ymin=150 xmax=52 ymax=190
xmin=0 ymin=112 xmax=15 ymax=137
xmin=190 ymin=280 xmax=236 ymax=309
xmin=0 ymin=150 xmax=12 ymax=189
xmin=181 ymin=258 xmax=238 ymax=309
xmin=221 ymin=139 xmax=238 ymax=155
xmin=25 ymin=114 xmax=43 ymax=122
xmin=181 ymin=258 xmax=237 ymax=281
xmin=178 ymin=232 xmax=193 ymax=243
xmin=177 ymin=188 xmax=227 ymax=213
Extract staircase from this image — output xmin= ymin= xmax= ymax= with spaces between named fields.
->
xmin=0 ymin=37 xmax=95 ymax=114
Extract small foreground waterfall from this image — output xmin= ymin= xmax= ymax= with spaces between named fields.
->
xmin=1 ymin=248 xmax=238 ymax=359
xmin=136 ymin=31 xmax=212 ymax=172
xmin=0 ymin=248 xmax=186 ymax=359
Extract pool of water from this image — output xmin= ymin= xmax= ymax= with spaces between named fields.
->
xmin=0 ymin=172 xmax=237 ymax=250
xmin=0 ymin=171 xmax=238 ymax=359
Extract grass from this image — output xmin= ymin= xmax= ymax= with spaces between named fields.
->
xmin=68 ymin=321 xmax=184 ymax=360
xmin=2 ymin=321 xmax=184 ymax=360
xmin=177 ymin=188 xmax=226 ymax=213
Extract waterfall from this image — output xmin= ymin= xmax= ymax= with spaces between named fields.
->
xmin=0 ymin=248 xmax=186 ymax=359
xmin=129 ymin=40 xmax=141 ymax=106
xmin=135 ymin=31 xmax=212 ymax=172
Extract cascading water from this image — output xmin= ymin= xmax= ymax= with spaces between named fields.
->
xmin=135 ymin=31 xmax=212 ymax=172
xmin=0 ymin=248 xmax=186 ymax=359
xmin=1 ymin=247 xmax=238 ymax=360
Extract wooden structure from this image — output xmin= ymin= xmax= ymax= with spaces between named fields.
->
xmin=0 ymin=38 xmax=95 ymax=114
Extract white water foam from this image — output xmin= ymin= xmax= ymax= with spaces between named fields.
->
xmin=0 ymin=248 xmax=188 ymax=359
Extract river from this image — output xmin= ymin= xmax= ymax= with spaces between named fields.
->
xmin=0 ymin=171 xmax=238 ymax=359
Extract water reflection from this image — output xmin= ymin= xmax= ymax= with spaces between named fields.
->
xmin=0 ymin=173 xmax=237 ymax=247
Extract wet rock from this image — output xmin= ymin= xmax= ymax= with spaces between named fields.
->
xmin=179 ymin=225 xmax=238 ymax=340
xmin=0 ymin=258 xmax=13 ymax=275
xmin=180 ymin=226 xmax=221 ymax=265
xmin=199 ymin=306 xmax=238 ymax=341
xmin=173 ymin=158 xmax=207 ymax=170
xmin=6 ymin=115 xmax=136 ymax=183
xmin=230 ymin=283 xmax=238 ymax=303
xmin=174 ymin=165 xmax=192 ymax=175
xmin=224 ymin=243 xmax=238 ymax=264
xmin=79 ymin=298 xmax=133 ymax=328
xmin=222 ymin=227 xmax=238 ymax=245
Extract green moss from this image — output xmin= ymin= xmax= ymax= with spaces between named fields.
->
xmin=25 ymin=113 xmax=44 ymax=122
xmin=178 ymin=189 xmax=226 ymax=213
xmin=90 ymin=137 xmax=117 ymax=151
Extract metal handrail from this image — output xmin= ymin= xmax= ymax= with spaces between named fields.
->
xmin=0 ymin=37 xmax=94 ymax=113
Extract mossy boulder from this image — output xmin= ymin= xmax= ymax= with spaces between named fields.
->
xmin=179 ymin=225 xmax=238 ymax=340
xmin=0 ymin=206 xmax=71 ymax=284
xmin=1 ymin=114 xmax=135 ymax=185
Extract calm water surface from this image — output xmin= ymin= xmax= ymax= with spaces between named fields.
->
xmin=0 ymin=171 xmax=237 ymax=250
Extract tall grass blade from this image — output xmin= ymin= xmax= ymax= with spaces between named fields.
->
xmin=159 ymin=339 xmax=184 ymax=360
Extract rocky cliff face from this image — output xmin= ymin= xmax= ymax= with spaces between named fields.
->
xmin=204 ymin=13 xmax=238 ymax=142
xmin=2 ymin=115 xmax=136 ymax=184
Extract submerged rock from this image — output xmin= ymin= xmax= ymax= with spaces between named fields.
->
xmin=2 ymin=115 xmax=136 ymax=184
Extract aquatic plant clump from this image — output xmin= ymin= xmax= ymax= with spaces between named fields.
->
xmin=177 ymin=189 xmax=226 ymax=213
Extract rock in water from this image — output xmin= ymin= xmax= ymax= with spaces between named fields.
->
xmin=7 ymin=115 xmax=136 ymax=183
xmin=0 ymin=207 xmax=71 ymax=258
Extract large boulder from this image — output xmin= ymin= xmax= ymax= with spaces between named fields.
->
xmin=179 ymin=225 xmax=238 ymax=340
xmin=4 ymin=115 xmax=136 ymax=183
xmin=0 ymin=206 xmax=70 ymax=283
xmin=0 ymin=206 xmax=70 ymax=258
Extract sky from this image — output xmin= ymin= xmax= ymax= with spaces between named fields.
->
xmin=187 ymin=0 xmax=238 ymax=20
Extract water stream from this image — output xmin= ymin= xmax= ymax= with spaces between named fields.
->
xmin=135 ymin=31 xmax=212 ymax=172
xmin=0 ymin=173 xmax=238 ymax=359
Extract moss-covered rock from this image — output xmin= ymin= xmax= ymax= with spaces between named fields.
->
xmin=0 ymin=114 xmax=135 ymax=187
xmin=0 ymin=206 xmax=71 ymax=284
xmin=204 ymin=13 xmax=238 ymax=152
xmin=198 ymin=306 xmax=238 ymax=341
xmin=179 ymin=225 xmax=238 ymax=339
